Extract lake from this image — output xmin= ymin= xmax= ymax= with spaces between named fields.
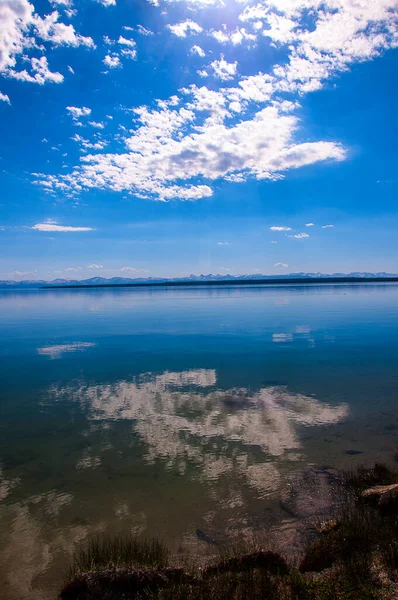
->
xmin=1 ymin=283 xmax=398 ymax=599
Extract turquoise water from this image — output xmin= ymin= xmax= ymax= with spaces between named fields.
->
xmin=1 ymin=284 xmax=398 ymax=598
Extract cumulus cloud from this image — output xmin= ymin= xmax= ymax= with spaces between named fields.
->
xmin=0 ymin=0 xmax=94 ymax=85
xmin=67 ymin=106 xmax=91 ymax=120
xmin=210 ymin=27 xmax=257 ymax=46
xmin=31 ymin=0 xmax=398 ymax=203
xmin=168 ymin=20 xmax=203 ymax=37
xmin=270 ymin=226 xmax=291 ymax=231
xmin=0 ymin=92 xmax=10 ymax=104
xmin=31 ymin=223 xmax=94 ymax=232
xmin=89 ymin=121 xmax=105 ymax=129
xmin=87 ymin=264 xmax=103 ymax=269
xmin=191 ymin=45 xmax=206 ymax=57
xmin=103 ymin=54 xmax=121 ymax=68
xmin=118 ymin=35 xmax=136 ymax=48
xmin=95 ymin=0 xmax=116 ymax=6
xmin=9 ymin=56 xmax=63 ymax=85
xmin=36 ymin=102 xmax=345 ymax=200
xmin=210 ymin=56 xmax=238 ymax=81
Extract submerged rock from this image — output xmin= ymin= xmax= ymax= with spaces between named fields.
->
xmin=362 ymin=483 xmax=398 ymax=508
xmin=314 ymin=520 xmax=340 ymax=534
xmin=60 ymin=567 xmax=188 ymax=600
xmin=202 ymin=551 xmax=289 ymax=578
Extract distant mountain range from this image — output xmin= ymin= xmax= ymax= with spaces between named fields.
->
xmin=1 ymin=272 xmax=397 ymax=288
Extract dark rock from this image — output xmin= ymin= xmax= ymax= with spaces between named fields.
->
xmin=202 ymin=551 xmax=289 ymax=578
xmin=299 ymin=540 xmax=340 ymax=573
xmin=362 ymin=483 xmax=398 ymax=510
xmin=196 ymin=529 xmax=218 ymax=545
xmin=345 ymin=450 xmax=364 ymax=455
xmin=59 ymin=567 xmax=189 ymax=600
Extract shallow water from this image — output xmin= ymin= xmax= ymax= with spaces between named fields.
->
xmin=1 ymin=283 xmax=398 ymax=599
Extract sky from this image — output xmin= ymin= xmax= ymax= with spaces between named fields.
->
xmin=1 ymin=0 xmax=398 ymax=280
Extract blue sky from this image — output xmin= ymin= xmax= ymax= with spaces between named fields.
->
xmin=1 ymin=0 xmax=398 ymax=280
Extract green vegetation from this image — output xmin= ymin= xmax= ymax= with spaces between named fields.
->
xmin=60 ymin=464 xmax=398 ymax=600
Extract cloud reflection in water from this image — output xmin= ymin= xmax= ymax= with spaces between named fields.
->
xmin=53 ymin=369 xmax=349 ymax=495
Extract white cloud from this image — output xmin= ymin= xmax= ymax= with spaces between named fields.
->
xmin=217 ymin=241 xmax=230 ymax=245
xmin=87 ymin=264 xmax=103 ymax=269
xmin=103 ymin=54 xmax=121 ymax=68
xmin=38 ymin=103 xmax=344 ymax=201
xmin=118 ymin=35 xmax=136 ymax=48
xmin=0 ymin=92 xmax=10 ymax=104
xmin=37 ymin=342 xmax=95 ymax=359
xmin=322 ymin=224 xmax=334 ymax=228
xmin=9 ymin=56 xmax=64 ymax=85
xmin=89 ymin=121 xmax=105 ymax=129
xmin=168 ymin=20 xmax=203 ymax=38
xmin=50 ymin=0 xmax=73 ymax=5
xmin=210 ymin=56 xmax=238 ymax=81
xmin=191 ymin=45 xmax=206 ymax=57
xmin=71 ymin=133 xmax=108 ymax=150
xmin=291 ymin=232 xmax=309 ymax=239
xmin=274 ymin=262 xmax=288 ymax=268
xmin=120 ymin=48 xmax=137 ymax=60
xmin=10 ymin=270 xmax=37 ymax=277
xmin=119 ymin=267 xmax=149 ymax=273
xmin=67 ymin=106 xmax=91 ymax=120
xmin=31 ymin=223 xmax=94 ymax=232
xmin=65 ymin=267 xmax=82 ymax=271
xmin=33 ymin=11 xmax=95 ymax=48
xmin=211 ymin=27 xmax=257 ymax=45
xmin=137 ymin=25 xmax=153 ymax=36
xmin=305 ymin=222 xmax=314 ymax=227
xmin=270 ymin=226 xmax=291 ymax=231
xmin=95 ymin=0 xmax=116 ymax=5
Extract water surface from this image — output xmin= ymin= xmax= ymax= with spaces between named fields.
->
xmin=1 ymin=284 xmax=398 ymax=599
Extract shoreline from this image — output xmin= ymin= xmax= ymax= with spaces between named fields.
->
xmin=42 ymin=277 xmax=398 ymax=290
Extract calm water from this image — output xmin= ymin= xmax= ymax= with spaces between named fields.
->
xmin=1 ymin=284 xmax=398 ymax=598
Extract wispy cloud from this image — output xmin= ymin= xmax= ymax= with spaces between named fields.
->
xmin=119 ymin=267 xmax=149 ymax=273
xmin=274 ymin=262 xmax=288 ymax=268
xmin=37 ymin=342 xmax=96 ymax=360
xmin=87 ymin=264 xmax=103 ymax=269
xmin=32 ymin=223 xmax=94 ymax=232
xmin=305 ymin=223 xmax=314 ymax=227
xmin=217 ymin=241 xmax=230 ymax=246
xmin=10 ymin=270 xmax=37 ymax=277
xmin=270 ymin=226 xmax=291 ymax=232
xmin=322 ymin=224 xmax=334 ymax=228
xmin=0 ymin=92 xmax=10 ymax=104
xmin=290 ymin=233 xmax=309 ymax=239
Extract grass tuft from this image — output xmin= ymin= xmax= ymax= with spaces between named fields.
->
xmin=67 ymin=533 xmax=169 ymax=580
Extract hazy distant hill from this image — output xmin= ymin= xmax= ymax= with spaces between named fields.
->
xmin=1 ymin=272 xmax=397 ymax=288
